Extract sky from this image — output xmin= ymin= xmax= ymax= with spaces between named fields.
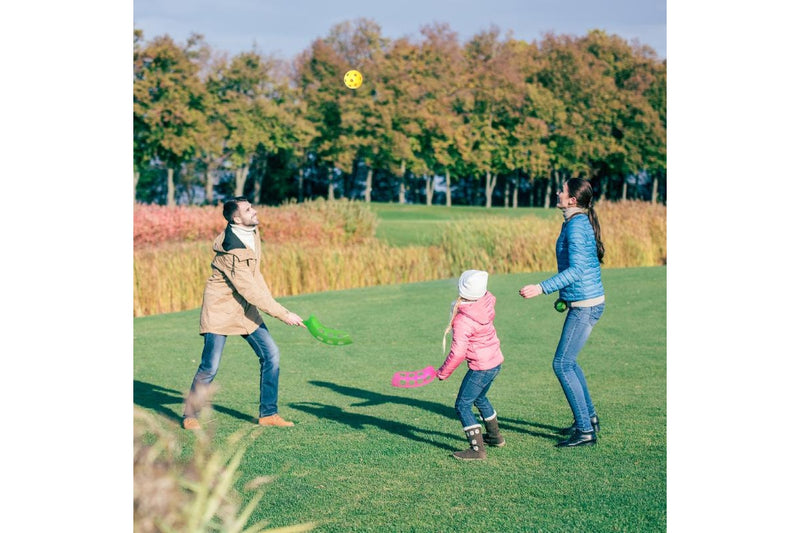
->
xmin=133 ymin=0 xmax=666 ymax=60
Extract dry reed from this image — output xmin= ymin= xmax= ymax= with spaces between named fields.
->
xmin=133 ymin=200 xmax=665 ymax=317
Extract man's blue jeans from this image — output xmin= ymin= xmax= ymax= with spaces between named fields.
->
xmin=553 ymin=303 xmax=605 ymax=432
xmin=455 ymin=365 xmax=502 ymax=429
xmin=184 ymin=323 xmax=281 ymax=419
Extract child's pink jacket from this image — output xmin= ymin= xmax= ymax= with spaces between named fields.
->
xmin=437 ymin=291 xmax=504 ymax=380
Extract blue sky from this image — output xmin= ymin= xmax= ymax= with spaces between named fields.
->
xmin=134 ymin=0 xmax=666 ymax=60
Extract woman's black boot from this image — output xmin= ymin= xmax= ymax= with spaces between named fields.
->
xmin=558 ymin=414 xmax=600 ymax=436
xmin=555 ymin=428 xmax=597 ymax=447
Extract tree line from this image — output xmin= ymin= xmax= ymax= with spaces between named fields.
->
xmin=134 ymin=19 xmax=666 ymax=208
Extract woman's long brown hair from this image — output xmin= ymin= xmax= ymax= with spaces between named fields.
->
xmin=566 ymin=178 xmax=605 ymax=263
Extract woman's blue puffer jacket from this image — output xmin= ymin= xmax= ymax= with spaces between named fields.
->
xmin=539 ymin=213 xmax=604 ymax=302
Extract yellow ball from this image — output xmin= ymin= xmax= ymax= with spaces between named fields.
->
xmin=343 ymin=69 xmax=363 ymax=89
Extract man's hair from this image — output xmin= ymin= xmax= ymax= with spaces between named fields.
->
xmin=222 ymin=196 xmax=249 ymax=223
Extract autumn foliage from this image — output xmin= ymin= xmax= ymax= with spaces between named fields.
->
xmin=134 ymin=198 xmax=377 ymax=248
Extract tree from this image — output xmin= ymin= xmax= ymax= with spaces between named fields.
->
xmin=514 ymin=41 xmax=562 ymax=207
xmin=204 ymin=51 xmax=294 ymax=201
xmin=462 ymin=27 xmax=522 ymax=207
xmin=294 ymin=35 xmax=351 ymax=199
xmin=133 ymin=32 xmax=209 ymax=205
xmin=537 ymin=33 xmax=616 ymax=200
xmin=329 ymin=19 xmax=392 ymax=202
xmin=133 ymin=26 xmax=666 ymax=207
xmin=581 ymin=30 xmax=666 ymax=201
xmin=415 ymin=24 xmax=470 ymax=207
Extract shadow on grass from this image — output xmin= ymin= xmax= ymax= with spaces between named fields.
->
xmin=133 ymin=380 xmax=254 ymax=424
xmin=289 ymin=401 xmax=458 ymax=451
xmin=307 ymin=380 xmax=562 ymax=442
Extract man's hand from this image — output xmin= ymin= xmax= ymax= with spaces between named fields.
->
xmin=519 ymin=284 xmax=543 ymax=299
xmin=283 ymin=312 xmax=307 ymax=327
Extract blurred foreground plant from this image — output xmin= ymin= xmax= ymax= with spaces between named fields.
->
xmin=134 ymin=405 xmax=314 ymax=533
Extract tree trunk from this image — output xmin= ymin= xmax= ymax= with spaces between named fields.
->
xmin=503 ymin=177 xmax=509 ymax=208
xmin=365 ymin=167 xmax=373 ymax=203
xmin=599 ymin=176 xmax=607 ymax=202
xmin=134 ymin=169 xmax=140 ymax=203
xmin=512 ymin=173 xmax=519 ymax=208
xmin=424 ymin=175 xmax=433 ymax=206
xmin=445 ymin=169 xmax=452 ymax=207
xmin=485 ymin=171 xmax=496 ymax=208
xmin=622 ymin=180 xmax=628 ymax=201
xmin=545 ymin=172 xmax=554 ymax=209
xmin=298 ymin=168 xmax=305 ymax=202
xmin=651 ymin=175 xmax=659 ymax=203
xmin=252 ymin=172 xmax=262 ymax=205
xmin=327 ymin=167 xmax=335 ymax=200
xmin=398 ymin=159 xmax=406 ymax=204
xmin=166 ymin=167 xmax=176 ymax=206
xmin=234 ymin=165 xmax=249 ymax=197
xmin=204 ymin=167 xmax=215 ymax=204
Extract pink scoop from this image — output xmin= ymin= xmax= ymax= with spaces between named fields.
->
xmin=391 ymin=366 xmax=437 ymax=388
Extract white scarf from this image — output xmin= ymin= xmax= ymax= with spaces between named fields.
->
xmin=231 ymin=224 xmax=257 ymax=250
xmin=562 ymin=207 xmax=588 ymax=221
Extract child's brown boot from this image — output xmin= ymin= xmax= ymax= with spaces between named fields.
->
xmin=453 ymin=425 xmax=487 ymax=460
xmin=483 ymin=415 xmax=506 ymax=447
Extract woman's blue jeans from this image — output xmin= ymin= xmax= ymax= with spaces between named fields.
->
xmin=455 ymin=365 xmax=501 ymax=429
xmin=553 ymin=303 xmax=605 ymax=432
xmin=184 ymin=323 xmax=281 ymax=419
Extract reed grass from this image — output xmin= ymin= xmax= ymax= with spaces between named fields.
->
xmin=439 ymin=200 xmax=666 ymax=274
xmin=133 ymin=200 xmax=665 ymax=317
xmin=134 ymin=240 xmax=451 ymax=316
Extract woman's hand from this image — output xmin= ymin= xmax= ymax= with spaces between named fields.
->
xmin=519 ymin=284 xmax=543 ymax=299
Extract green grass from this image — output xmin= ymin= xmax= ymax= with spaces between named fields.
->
xmin=134 ymin=266 xmax=666 ymax=532
xmin=370 ymin=203 xmax=559 ymax=246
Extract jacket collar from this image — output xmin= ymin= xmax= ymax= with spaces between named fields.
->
xmin=213 ymin=225 xmax=260 ymax=257
xmin=222 ymin=224 xmax=247 ymax=251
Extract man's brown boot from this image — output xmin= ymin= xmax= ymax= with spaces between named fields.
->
xmin=182 ymin=417 xmax=201 ymax=430
xmin=258 ymin=414 xmax=295 ymax=427
xmin=483 ymin=414 xmax=506 ymax=447
xmin=453 ymin=425 xmax=487 ymax=460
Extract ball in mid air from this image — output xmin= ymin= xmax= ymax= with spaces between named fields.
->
xmin=344 ymin=69 xmax=363 ymax=89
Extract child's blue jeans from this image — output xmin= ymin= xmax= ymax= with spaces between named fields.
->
xmin=455 ymin=365 xmax=501 ymax=429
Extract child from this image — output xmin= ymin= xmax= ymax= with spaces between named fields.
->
xmin=437 ymin=270 xmax=505 ymax=460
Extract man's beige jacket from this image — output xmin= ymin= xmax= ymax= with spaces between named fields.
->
xmin=199 ymin=227 xmax=290 ymax=335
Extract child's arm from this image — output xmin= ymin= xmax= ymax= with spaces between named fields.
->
xmin=436 ymin=318 xmax=474 ymax=380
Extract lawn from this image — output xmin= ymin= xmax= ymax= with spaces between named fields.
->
xmin=370 ymin=203 xmax=560 ymax=246
xmin=134 ymin=266 xmax=666 ymax=532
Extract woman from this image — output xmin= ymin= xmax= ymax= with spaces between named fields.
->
xmin=519 ymin=178 xmax=605 ymax=447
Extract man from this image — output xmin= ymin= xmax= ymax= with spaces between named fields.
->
xmin=182 ymin=196 xmax=306 ymax=430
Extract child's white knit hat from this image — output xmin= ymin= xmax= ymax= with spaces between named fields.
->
xmin=458 ymin=270 xmax=488 ymax=300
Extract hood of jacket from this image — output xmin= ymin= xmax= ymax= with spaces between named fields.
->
xmin=458 ymin=291 xmax=496 ymax=325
